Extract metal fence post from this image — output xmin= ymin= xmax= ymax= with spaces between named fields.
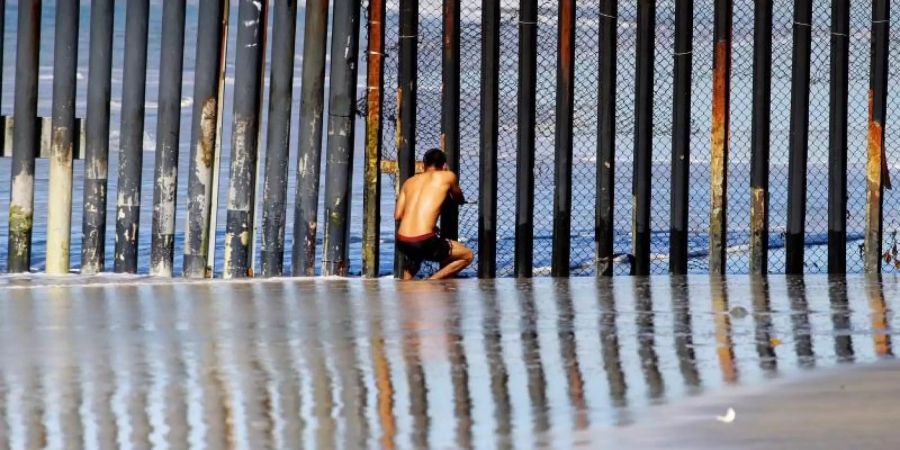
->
xmin=114 ymin=0 xmax=150 ymax=274
xmin=293 ymin=0 xmax=331 ymax=276
xmin=363 ymin=0 xmax=387 ymax=278
xmin=441 ymin=0 xmax=461 ymax=242
xmin=46 ymin=0 xmax=80 ymax=274
xmin=8 ymin=0 xmax=41 ymax=272
xmin=596 ymin=0 xmax=617 ymax=277
xmin=515 ymin=0 xmax=537 ymax=278
xmin=150 ymin=0 xmax=187 ymax=277
xmin=321 ymin=0 xmax=362 ymax=276
xmin=393 ymin=0 xmax=418 ymax=277
xmin=827 ymin=0 xmax=849 ymax=274
xmin=670 ymin=0 xmax=693 ymax=275
xmin=260 ymin=0 xmax=298 ymax=277
xmin=81 ymin=0 xmax=114 ymax=274
xmin=223 ymin=0 xmax=268 ymax=279
xmin=785 ymin=0 xmax=812 ymax=275
xmin=632 ymin=0 xmax=655 ymax=276
xmin=709 ymin=0 xmax=732 ymax=276
xmin=750 ymin=0 xmax=772 ymax=275
xmin=551 ymin=0 xmax=576 ymax=277
xmin=479 ymin=0 xmax=500 ymax=278
xmin=864 ymin=0 xmax=890 ymax=274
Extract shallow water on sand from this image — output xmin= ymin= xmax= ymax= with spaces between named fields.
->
xmin=0 ymin=275 xmax=895 ymax=448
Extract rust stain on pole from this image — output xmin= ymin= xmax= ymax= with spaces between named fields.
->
xmin=710 ymin=38 xmax=730 ymax=275
xmin=749 ymin=186 xmax=766 ymax=272
xmin=363 ymin=0 xmax=386 ymax=278
xmin=865 ymin=90 xmax=884 ymax=273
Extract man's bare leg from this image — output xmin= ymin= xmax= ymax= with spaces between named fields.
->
xmin=429 ymin=241 xmax=474 ymax=280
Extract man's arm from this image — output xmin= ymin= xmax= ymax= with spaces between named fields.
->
xmin=394 ymin=186 xmax=407 ymax=221
xmin=446 ymin=172 xmax=466 ymax=205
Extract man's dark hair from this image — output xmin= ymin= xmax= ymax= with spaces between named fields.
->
xmin=423 ymin=148 xmax=447 ymax=169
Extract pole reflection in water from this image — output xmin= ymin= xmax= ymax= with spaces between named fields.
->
xmin=0 ymin=276 xmax=894 ymax=448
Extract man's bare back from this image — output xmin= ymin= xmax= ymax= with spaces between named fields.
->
xmin=394 ymin=149 xmax=473 ymax=280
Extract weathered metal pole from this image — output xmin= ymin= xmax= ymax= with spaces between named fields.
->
xmin=150 ymin=0 xmax=187 ymax=277
xmin=321 ymin=0 xmax=362 ymax=276
xmin=223 ymin=0 xmax=268 ymax=279
xmin=46 ymin=0 xmax=80 ymax=274
xmin=551 ymin=0 xmax=576 ymax=277
xmin=0 ymin=2 xmax=4 ymax=113
xmin=393 ymin=0 xmax=418 ymax=277
xmin=441 ymin=0 xmax=461 ymax=243
xmin=632 ymin=0 xmax=655 ymax=276
xmin=827 ymin=0 xmax=849 ymax=274
xmin=183 ymin=0 xmax=229 ymax=278
xmin=596 ymin=0 xmax=617 ymax=277
xmin=8 ymin=0 xmax=41 ymax=272
xmin=670 ymin=0 xmax=693 ymax=275
xmin=259 ymin=0 xmax=298 ymax=278
xmin=515 ymin=0 xmax=537 ymax=278
xmin=480 ymin=0 xmax=500 ymax=278
xmin=114 ymin=0 xmax=150 ymax=274
xmin=363 ymin=0 xmax=386 ymax=278
xmin=785 ymin=0 xmax=812 ymax=275
xmin=709 ymin=0 xmax=732 ymax=275
xmin=293 ymin=0 xmax=331 ymax=276
xmin=749 ymin=0 xmax=772 ymax=275
xmin=864 ymin=0 xmax=890 ymax=274
xmin=81 ymin=0 xmax=114 ymax=274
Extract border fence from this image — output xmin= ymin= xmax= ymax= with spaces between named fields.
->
xmin=0 ymin=0 xmax=895 ymax=278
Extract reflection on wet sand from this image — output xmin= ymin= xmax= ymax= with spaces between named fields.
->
xmin=0 ymin=276 xmax=895 ymax=448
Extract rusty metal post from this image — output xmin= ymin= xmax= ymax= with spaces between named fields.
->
xmin=223 ymin=0 xmax=268 ymax=279
xmin=46 ymin=0 xmax=80 ymax=274
xmin=515 ymin=0 xmax=537 ymax=278
xmin=480 ymin=0 xmax=501 ymax=278
xmin=709 ymin=0 xmax=732 ymax=276
xmin=363 ymin=0 xmax=386 ymax=278
xmin=8 ymin=0 xmax=41 ymax=272
xmin=785 ymin=0 xmax=812 ymax=275
xmin=441 ymin=0 xmax=461 ymax=241
xmin=670 ymin=0 xmax=693 ymax=275
xmin=750 ymin=0 xmax=772 ymax=275
xmin=259 ymin=0 xmax=298 ymax=277
xmin=596 ymin=0 xmax=617 ymax=277
xmin=81 ymin=0 xmax=114 ymax=274
xmin=292 ymin=0 xmax=330 ymax=276
xmin=183 ymin=0 xmax=229 ymax=278
xmin=632 ymin=0 xmax=655 ymax=276
xmin=150 ymin=0 xmax=187 ymax=277
xmin=321 ymin=0 xmax=362 ymax=276
xmin=393 ymin=0 xmax=419 ymax=277
xmin=864 ymin=0 xmax=890 ymax=274
xmin=114 ymin=0 xmax=150 ymax=274
xmin=827 ymin=0 xmax=849 ymax=274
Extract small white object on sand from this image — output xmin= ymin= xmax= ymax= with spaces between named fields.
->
xmin=716 ymin=408 xmax=736 ymax=424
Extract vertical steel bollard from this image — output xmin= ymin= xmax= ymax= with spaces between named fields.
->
xmin=827 ymin=0 xmax=849 ymax=274
xmin=441 ymin=0 xmax=461 ymax=242
xmin=670 ymin=0 xmax=693 ymax=275
xmin=0 ymin=1 xmax=5 ymax=113
xmin=393 ymin=0 xmax=418 ymax=277
xmin=596 ymin=0 xmax=617 ymax=277
xmin=632 ymin=0 xmax=655 ymax=276
xmin=292 ymin=0 xmax=330 ymax=277
xmin=709 ymin=0 xmax=732 ymax=275
xmin=260 ymin=0 xmax=298 ymax=278
xmin=183 ymin=0 xmax=229 ymax=278
xmin=363 ymin=0 xmax=387 ymax=278
xmin=321 ymin=0 xmax=363 ymax=276
xmin=150 ymin=0 xmax=187 ymax=277
xmin=114 ymin=0 xmax=150 ymax=274
xmin=515 ymin=0 xmax=537 ymax=278
xmin=46 ymin=0 xmax=80 ymax=274
xmin=750 ymin=0 xmax=772 ymax=275
xmin=223 ymin=0 xmax=268 ymax=279
xmin=8 ymin=0 xmax=41 ymax=272
xmin=479 ymin=0 xmax=500 ymax=278
xmin=864 ymin=0 xmax=890 ymax=274
xmin=81 ymin=0 xmax=114 ymax=274
xmin=551 ymin=0 xmax=576 ymax=277
xmin=785 ymin=0 xmax=812 ymax=275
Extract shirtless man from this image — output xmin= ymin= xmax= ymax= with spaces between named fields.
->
xmin=395 ymin=149 xmax=474 ymax=280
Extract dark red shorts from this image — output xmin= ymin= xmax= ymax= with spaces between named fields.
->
xmin=396 ymin=232 xmax=452 ymax=267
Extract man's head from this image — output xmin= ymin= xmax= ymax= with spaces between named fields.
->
xmin=423 ymin=148 xmax=447 ymax=170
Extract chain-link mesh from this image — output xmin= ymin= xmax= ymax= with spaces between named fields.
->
xmin=369 ymin=0 xmax=900 ymax=277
